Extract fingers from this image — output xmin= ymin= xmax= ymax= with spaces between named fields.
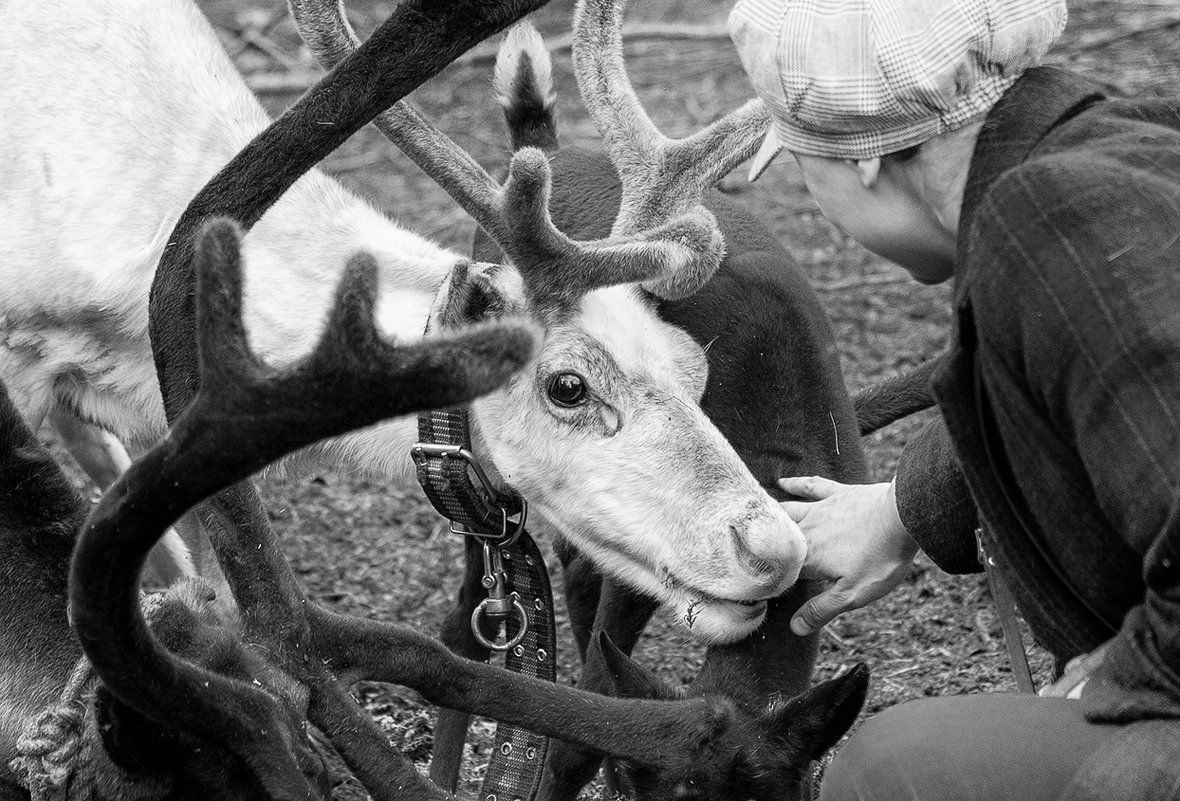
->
xmin=780 ymin=500 xmax=812 ymax=522
xmin=1040 ymin=644 xmax=1110 ymax=697
xmin=791 ymin=561 xmax=913 ymax=636
xmin=778 ymin=475 xmax=845 ymax=501
xmin=790 ymin=580 xmax=855 ymax=636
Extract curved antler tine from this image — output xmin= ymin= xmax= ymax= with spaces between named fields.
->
xmin=573 ymin=0 xmax=770 ymax=214
xmin=497 ymin=147 xmax=584 ymax=302
xmin=576 ymin=208 xmax=726 ymax=300
xmin=287 ymin=0 xmax=508 ymax=240
xmin=497 ymin=148 xmax=725 ymax=302
xmin=314 ymin=251 xmax=382 ymax=362
xmin=195 ymin=218 xmax=263 ymax=385
xmin=496 ymin=148 xmax=711 ymax=302
xmin=570 ymin=0 xmax=771 ymax=301
xmin=670 ymin=98 xmax=770 ymax=190
xmin=571 ymin=0 xmax=665 ymax=174
xmin=304 ymin=249 xmax=539 ymax=412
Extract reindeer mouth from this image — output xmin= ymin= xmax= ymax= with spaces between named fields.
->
xmin=662 ymin=579 xmax=772 ymax=639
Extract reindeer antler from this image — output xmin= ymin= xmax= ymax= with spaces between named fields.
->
xmin=571 ymin=0 xmax=771 ymax=296
xmin=71 ymin=219 xmax=537 ymax=801
xmin=74 ymin=220 xmax=810 ymax=799
xmin=288 ymin=0 xmax=727 ymax=305
xmin=151 ymin=0 xmax=549 ymax=419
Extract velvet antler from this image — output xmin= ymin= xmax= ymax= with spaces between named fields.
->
xmin=70 ymin=219 xmax=537 ymax=800
xmin=287 ymin=0 xmax=726 ymax=307
xmin=150 ymin=0 xmax=550 ymax=420
xmin=76 ymin=219 xmax=818 ymax=800
xmin=571 ymin=0 xmax=771 ymax=297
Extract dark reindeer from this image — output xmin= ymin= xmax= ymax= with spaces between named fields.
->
xmin=442 ymin=9 xmax=875 ymax=798
xmin=288 ymin=0 xmax=873 ymax=796
xmin=0 ymin=217 xmax=866 ymax=801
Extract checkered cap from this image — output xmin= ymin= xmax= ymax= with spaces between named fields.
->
xmin=729 ymin=0 xmax=1067 ymax=173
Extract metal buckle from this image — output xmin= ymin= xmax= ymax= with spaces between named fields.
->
xmin=411 ymin=442 xmax=519 ymax=507
xmin=471 ymin=539 xmax=529 ymax=651
xmin=450 ymin=504 xmax=527 ymax=548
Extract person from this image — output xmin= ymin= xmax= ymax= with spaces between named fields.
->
xmin=728 ymin=0 xmax=1180 ymax=798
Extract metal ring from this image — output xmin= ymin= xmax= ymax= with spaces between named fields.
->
xmin=471 ymin=596 xmax=529 ymax=651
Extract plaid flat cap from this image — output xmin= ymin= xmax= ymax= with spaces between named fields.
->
xmin=729 ymin=0 xmax=1067 ymax=175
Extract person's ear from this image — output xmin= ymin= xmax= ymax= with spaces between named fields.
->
xmin=855 ymin=158 xmax=881 ymax=188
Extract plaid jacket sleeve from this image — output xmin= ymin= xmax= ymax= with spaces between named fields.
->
xmin=894 ymin=418 xmax=980 ymax=574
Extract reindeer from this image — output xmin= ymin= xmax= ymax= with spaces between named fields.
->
xmin=0 ymin=217 xmax=868 ymax=801
xmin=2 ymin=0 xmax=806 ymax=647
xmin=281 ymin=3 xmax=877 ymax=795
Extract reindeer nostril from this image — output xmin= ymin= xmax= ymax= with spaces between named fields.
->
xmin=729 ymin=523 xmax=780 ymax=579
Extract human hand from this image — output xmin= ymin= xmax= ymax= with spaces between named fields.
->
xmin=1038 ymin=640 xmax=1112 ymax=699
xmin=779 ymin=476 xmax=919 ymax=636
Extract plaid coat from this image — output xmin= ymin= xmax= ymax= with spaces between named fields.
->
xmin=894 ymin=66 xmax=1180 ymax=735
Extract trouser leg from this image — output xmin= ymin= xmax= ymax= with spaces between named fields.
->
xmin=820 ymin=695 xmax=1113 ymax=801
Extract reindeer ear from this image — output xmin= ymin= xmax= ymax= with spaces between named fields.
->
xmin=583 ymin=630 xmax=681 ymax=701
xmin=763 ymin=663 xmax=869 ymax=762
xmin=94 ymin=686 xmax=185 ymax=775
xmin=434 ymin=261 xmax=523 ymax=328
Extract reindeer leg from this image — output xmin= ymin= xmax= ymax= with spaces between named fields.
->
xmin=554 ymin=535 xmax=602 ymax=660
xmin=540 ymin=568 xmax=657 ymax=801
xmin=429 ymin=536 xmax=495 ymax=791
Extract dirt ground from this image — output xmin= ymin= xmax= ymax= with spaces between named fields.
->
xmin=84 ymin=0 xmax=1180 ymax=797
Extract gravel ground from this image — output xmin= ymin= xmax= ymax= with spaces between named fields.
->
xmin=50 ymin=1 xmax=1180 ymax=797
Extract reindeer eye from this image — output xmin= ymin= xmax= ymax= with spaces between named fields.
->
xmin=548 ymin=373 xmax=587 ymax=407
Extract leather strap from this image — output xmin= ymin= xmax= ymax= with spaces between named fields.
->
xmin=480 ymin=532 xmax=556 ymax=801
xmin=977 ymin=526 xmax=1037 ymax=694
xmin=415 ymin=407 xmax=522 ymax=530
xmin=412 ymin=407 xmax=555 ymax=801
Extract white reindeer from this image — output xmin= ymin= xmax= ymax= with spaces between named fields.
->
xmin=0 ymin=0 xmax=801 ymax=643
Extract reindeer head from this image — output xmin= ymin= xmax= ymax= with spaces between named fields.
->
xmin=581 ymin=632 xmax=870 ymax=801
xmin=289 ymin=0 xmax=805 ymax=644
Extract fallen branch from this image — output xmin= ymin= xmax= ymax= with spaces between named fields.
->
xmin=811 ymin=273 xmax=912 ymax=292
xmin=246 ymin=22 xmax=733 ymax=95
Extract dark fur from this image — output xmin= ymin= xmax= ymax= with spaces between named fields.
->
xmin=583 ymin=633 xmax=869 ymax=801
xmin=852 ymin=358 xmax=940 ymax=435
xmin=430 ymin=50 xmax=872 ymax=801
xmin=0 ymin=376 xmax=328 ymax=801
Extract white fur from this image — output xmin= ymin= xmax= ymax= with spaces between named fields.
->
xmin=493 ymin=21 xmax=555 ymax=110
xmin=0 ymin=0 xmax=807 ymax=644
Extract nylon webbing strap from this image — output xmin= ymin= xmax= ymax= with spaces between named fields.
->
xmin=415 ymin=407 xmax=520 ymax=530
xmin=412 ymin=407 xmax=555 ymax=800
xmin=480 ymin=531 xmax=556 ymax=801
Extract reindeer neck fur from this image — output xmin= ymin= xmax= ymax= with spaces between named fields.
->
xmin=0 ymin=0 xmax=463 ymax=450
